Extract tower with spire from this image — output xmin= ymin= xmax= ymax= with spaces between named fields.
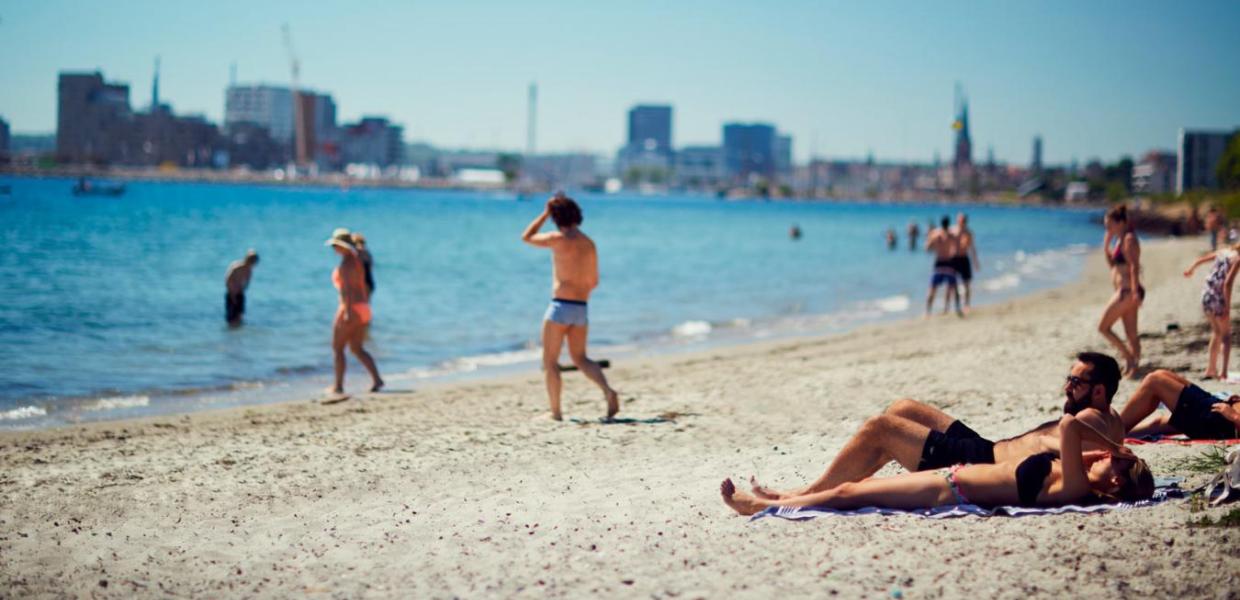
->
xmin=952 ymin=83 xmax=972 ymax=170
xmin=150 ymin=56 xmax=161 ymax=112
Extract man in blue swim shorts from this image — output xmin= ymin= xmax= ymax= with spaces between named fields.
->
xmin=522 ymin=193 xmax=620 ymax=421
xmin=925 ymin=215 xmax=963 ymax=317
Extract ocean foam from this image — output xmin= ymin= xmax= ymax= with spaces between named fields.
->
xmin=86 ymin=395 xmax=151 ymax=411
xmin=874 ymin=295 xmax=911 ymax=313
xmin=672 ymin=320 xmax=713 ymax=337
xmin=0 ymin=406 xmax=47 ymax=421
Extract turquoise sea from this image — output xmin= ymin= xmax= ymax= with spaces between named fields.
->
xmin=0 ymin=177 xmax=1103 ymax=428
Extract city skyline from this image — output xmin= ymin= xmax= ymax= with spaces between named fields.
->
xmin=1 ymin=1 xmax=1238 ymax=164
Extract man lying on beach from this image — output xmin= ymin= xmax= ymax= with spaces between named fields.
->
xmin=750 ymin=352 xmax=1126 ymax=499
xmin=1121 ymin=370 xmax=1240 ymax=439
xmin=723 ymin=414 xmax=1152 ymax=515
xmin=521 ymin=194 xmax=620 ymax=421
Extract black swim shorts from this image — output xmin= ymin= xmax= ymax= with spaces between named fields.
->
xmin=952 ymin=256 xmax=973 ymax=282
xmin=1171 ymin=384 xmax=1239 ymax=439
xmin=918 ymin=420 xmax=996 ymax=470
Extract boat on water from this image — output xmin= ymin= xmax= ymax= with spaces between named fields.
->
xmin=72 ymin=178 xmax=126 ymax=197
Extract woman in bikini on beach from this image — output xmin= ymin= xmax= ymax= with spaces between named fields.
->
xmin=720 ymin=415 xmax=1153 ymax=516
xmin=327 ymin=228 xmax=383 ymax=394
xmin=1183 ymin=241 xmax=1240 ymax=379
xmin=1099 ymin=205 xmax=1144 ymax=377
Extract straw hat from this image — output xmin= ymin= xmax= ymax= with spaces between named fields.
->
xmin=325 ymin=228 xmax=356 ymax=251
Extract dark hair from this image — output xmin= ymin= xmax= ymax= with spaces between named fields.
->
xmin=940 ymin=215 xmax=951 ymax=229
xmin=1077 ymin=351 xmax=1121 ymax=402
xmin=1112 ymin=458 xmax=1155 ymax=502
xmin=1105 ymin=204 xmax=1128 ymax=224
xmin=548 ymin=197 xmax=583 ymax=228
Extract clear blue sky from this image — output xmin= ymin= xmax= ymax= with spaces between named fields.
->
xmin=1 ymin=0 xmax=1237 ymax=164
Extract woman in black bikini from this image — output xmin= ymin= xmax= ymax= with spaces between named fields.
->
xmin=720 ymin=415 xmax=1152 ymax=515
xmin=1099 ymin=205 xmax=1144 ymax=377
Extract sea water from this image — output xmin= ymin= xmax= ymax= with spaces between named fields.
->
xmin=0 ymin=177 xmax=1103 ymax=427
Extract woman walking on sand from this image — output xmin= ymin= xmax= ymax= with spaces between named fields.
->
xmin=1183 ymin=242 xmax=1240 ymax=379
xmin=326 ymin=228 xmax=383 ymax=394
xmin=1099 ymin=205 xmax=1144 ymax=377
xmin=720 ymin=415 xmax=1153 ymax=516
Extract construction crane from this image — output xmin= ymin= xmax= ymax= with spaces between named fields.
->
xmin=282 ymin=23 xmax=309 ymax=169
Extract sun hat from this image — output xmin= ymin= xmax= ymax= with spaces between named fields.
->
xmin=325 ymin=228 xmax=356 ymax=251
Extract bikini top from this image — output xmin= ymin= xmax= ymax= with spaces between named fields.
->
xmin=1111 ymin=233 xmax=1137 ymax=265
xmin=1015 ymin=452 xmax=1056 ymax=507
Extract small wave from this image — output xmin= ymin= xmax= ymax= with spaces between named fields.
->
xmin=275 ymin=365 xmax=320 ymax=375
xmin=407 ymin=347 xmax=542 ymax=378
xmin=873 ymin=295 xmax=911 ymax=313
xmin=0 ymin=405 xmax=47 ymax=421
xmin=85 ymin=395 xmax=150 ymax=411
xmin=671 ymin=320 xmax=713 ymax=338
xmin=980 ymin=273 xmax=1021 ymax=292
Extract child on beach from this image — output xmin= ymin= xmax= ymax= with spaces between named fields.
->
xmin=1184 ymin=243 xmax=1240 ymax=379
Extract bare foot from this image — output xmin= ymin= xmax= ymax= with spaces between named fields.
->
xmin=605 ymin=389 xmax=620 ymax=420
xmin=325 ymin=386 xmax=344 ymax=395
xmin=720 ymin=478 xmax=767 ymax=516
xmin=749 ymin=476 xmax=785 ymax=500
xmin=550 ymin=411 xmax=563 ymax=421
xmin=370 ymin=379 xmax=385 ymax=393
xmin=1124 ymin=359 xmax=1139 ymax=379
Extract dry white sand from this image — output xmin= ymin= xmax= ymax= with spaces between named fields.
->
xmin=3 ymin=237 xmax=1239 ymax=598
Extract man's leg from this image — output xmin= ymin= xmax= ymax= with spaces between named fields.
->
xmin=925 ymin=283 xmax=938 ymax=316
xmin=541 ymin=320 xmax=569 ymax=420
xmin=883 ymin=398 xmax=958 ymax=432
xmin=565 ymin=324 xmax=619 ymax=419
xmin=769 ymin=413 xmax=933 ymax=497
xmin=1120 ymin=369 xmax=1189 ymax=433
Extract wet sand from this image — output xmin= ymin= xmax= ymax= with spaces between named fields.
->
xmin=2 ymin=236 xmax=1238 ymax=598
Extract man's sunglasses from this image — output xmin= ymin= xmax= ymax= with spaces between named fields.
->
xmin=1065 ymin=375 xmax=1094 ymax=387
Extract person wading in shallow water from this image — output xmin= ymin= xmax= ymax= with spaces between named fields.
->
xmin=225 ymin=249 xmax=259 ymax=326
xmin=925 ymin=215 xmax=962 ymax=317
xmin=521 ymin=194 xmax=619 ymax=421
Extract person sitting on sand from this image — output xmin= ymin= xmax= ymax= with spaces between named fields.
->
xmin=925 ymin=215 xmax=961 ymax=317
xmin=722 ymin=415 xmax=1153 ymax=515
xmin=326 ymin=229 xmax=383 ymax=394
xmin=1121 ymin=370 xmax=1240 ymax=440
xmin=521 ymin=194 xmax=619 ymax=421
xmin=1100 ymin=205 xmax=1144 ymax=377
xmin=1183 ymin=242 xmax=1240 ymax=379
xmin=750 ymin=352 xmax=1126 ymax=499
xmin=225 ymin=249 xmax=259 ymax=326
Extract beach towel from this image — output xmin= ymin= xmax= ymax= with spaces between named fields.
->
xmin=1125 ymin=435 xmax=1240 ymax=446
xmin=748 ymin=483 xmax=1185 ymax=522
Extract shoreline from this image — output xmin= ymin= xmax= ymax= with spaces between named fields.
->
xmin=3 ymin=237 xmax=1237 ymax=597
xmin=0 ymin=240 xmax=1092 ymax=431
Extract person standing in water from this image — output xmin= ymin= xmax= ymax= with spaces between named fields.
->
xmin=951 ymin=213 xmax=981 ymax=312
xmin=907 ymin=220 xmax=920 ymax=251
xmin=351 ymin=232 xmax=375 ymax=295
xmin=326 ymin=229 xmax=383 ymax=394
xmin=225 ymin=250 xmax=259 ymax=326
xmin=1099 ymin=205 xmax=1144 ymax=377
xmin=925 ymin=215 xmax=961 ymax=317
xmin=521 ymin=194 xmax=619 ymax=421
xmin=885 ymin=227 xmax=898 ymax=250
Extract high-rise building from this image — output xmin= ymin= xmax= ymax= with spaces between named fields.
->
xmin=627 ymin=105 xmax=673 ymax=152
xmin=225 ymin=85 xmax=294 ymax=142
xmin=1031 ymin=136 xmax=1043 ymax=173
xmin=56 ymin=71 xmax=136 ymax=164
xmin=722 ymin=122 xmax=776 ymax=182
xmin=774 ymin=134 xmax=793 ymax=175
xmin=0 ymin=117 xmax=10 ymax=160
xmin=1133 ymin=150 xmax=1176 ymax=195
xmin=341 ymin=117 xmax=404 ymax=168
xmin=674 ymin=146 xmax=725 ymax=189
xmin=1177 ymin=129 xmax=1235 ymax=194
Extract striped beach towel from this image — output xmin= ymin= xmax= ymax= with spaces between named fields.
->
xmin=749 ymin=484 xmax=1185 ymax=522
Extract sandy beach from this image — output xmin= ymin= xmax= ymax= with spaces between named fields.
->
xmin=2 ymin=236 xmax=1239 ymax=598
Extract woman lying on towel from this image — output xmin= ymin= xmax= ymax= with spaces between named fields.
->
xmin=721 ymin=415 xmax=1154 ymax=516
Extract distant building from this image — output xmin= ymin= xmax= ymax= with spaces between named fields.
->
xmin=0 ymin=117 xmax=9 ymax=161
xmin=525 ymin=153 xmax=600 ymax=188
xmin=722 ymin=122 xmax=776 ymax=182
xmin=674 ymin=146 xmax=725 ymax=189
xmin=220 ymin=122 xmax=286 ymax=170
xmin=225 ymin=85 xmax=294 ymax=142
xmin=131 ymin=106 xmax=219 ymax=167
xmin=774 ymin=134 xmax=793 ymax=176
xmin=1177 ymin=129 xmax=1235 ymax=194
xmin=341 ymin=117 xmax=403 ymax=168
xmin=1133 ymin=150 xmax=1176 ymax=195
xmin=56 ymin=71 xmax=136 ymax=164
xmin=627 ymin=105 xmax=672 ymax=153
xmin=952 ymin=96 xmax=972 ymax=171
xmin=1031 ymin=135 xmax=1043 ymax=173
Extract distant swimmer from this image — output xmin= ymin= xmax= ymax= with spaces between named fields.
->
xmin=790 ymin=225 xmax=802 ymax=240
xmin=522 ymin=194 xmax=619 ymax=421
xmin=351 ymin=232 xmax=375 ymax=294
xmin=1100 ymin=205 xmax=1143 ymax=377
xmin=907 ymin=220 xmax=920 ymax=251
xmin=885 ymin=227 xmax=897 ymax=250
xmin=950 ymin=213 xmax=980 ymax=312
xmin=224 ymin=249 xmax=259 ymax=326
xmin=924 ymin=215 xmax=962 ymax=317
xmin=326 ymin=229 xmax=383 ymax=394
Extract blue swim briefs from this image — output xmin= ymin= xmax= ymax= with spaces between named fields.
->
xmin=544 ymin=298 xmax=588 ymax=326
